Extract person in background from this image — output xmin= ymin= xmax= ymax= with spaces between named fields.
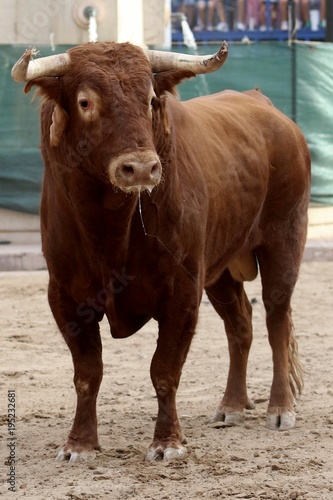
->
xmin=306 ymin=0 xmax=327 ymax=30
xmin=279 ymin=0 xmax=308 ymax=30
xmin=247 ymin=0 xmax=260 ymax=30
xmin=235 ymin=0 xmax=246 ymax=30
xmin=222 ymin=0 xmax=246 ymax=30
xmin=259 ymin=0 xmax=279 ymax=30
xmin=194 ymin=0 xmax=216 ymax=31
xmin=319 ymin=0 xmax=326 ymax=28
xmin=172 ymin=0 xmax=197 ymax=28
xmin=214 ymin=0 xmax=229 ymax=31
xmin=193 ymin=0 xmax=229 ymax=31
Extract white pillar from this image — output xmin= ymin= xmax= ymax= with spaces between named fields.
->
xmin=117 ymin=0 xmax=144 ymax=45
xmin=143 ymin=0 xmax=169 ymax=47
xmin=163 ymin=0 xmax=172 ymax=49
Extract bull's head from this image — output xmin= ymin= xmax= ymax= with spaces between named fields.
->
xmin=12 ymin=42 xmax=228 ymax=194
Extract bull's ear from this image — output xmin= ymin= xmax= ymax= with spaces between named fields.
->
xmin=23 ymin=77 xmax=67 ymax=147
xmin=158 ymin=96 xmax=170 ymax=135
xmin=50 ymin=104 xmax=68 ymax=147
xmin=153 ymin=69 xmax=195 ymax=96
xmin=24 ymin=76 xmax=61 ymax=99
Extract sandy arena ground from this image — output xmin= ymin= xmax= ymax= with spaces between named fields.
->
xmin=1 ymin=261 xmax=333 ymax=499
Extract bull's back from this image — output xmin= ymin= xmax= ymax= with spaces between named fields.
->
xmin=180 ymin=89 xmax=310 ymax=199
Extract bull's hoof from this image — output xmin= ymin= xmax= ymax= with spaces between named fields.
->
xmin=145 ymin=444 xmax=187 ymax=462
xmin=210 ymin=409 xmax=245 ymax=426
xmin=265 ymin=409 xmax=296 ymax=431
xmin=56 ymin=444 xmax=99 ymax=463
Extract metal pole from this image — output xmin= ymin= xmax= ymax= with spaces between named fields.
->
xmin=326 ymin=0 xmax=333 ymax=42
xmin=289 ymin=0 xmax=297 ymax=123
xmin=266 ymin=1 xmax=270 ymax=30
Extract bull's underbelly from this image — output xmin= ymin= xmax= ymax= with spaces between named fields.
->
xmin=108 ymin=313 xmax=152 ymax=338
xmin=103 ymin=280 xmax=157 ymax=338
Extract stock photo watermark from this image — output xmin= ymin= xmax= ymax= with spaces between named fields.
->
xmin=6 ymin=389 xmax=17 ymax=492
xmin=8 ymin=0 xmax=67 ymax=44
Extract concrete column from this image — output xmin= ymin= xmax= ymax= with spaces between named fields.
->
xmin=143 ymin=0 xmax=169 ymax=47
xmin=116 ymin=0 xmax=144 ymax=45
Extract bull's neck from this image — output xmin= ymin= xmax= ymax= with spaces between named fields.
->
xmin=73 ymin=182 xmax=139 ymax=271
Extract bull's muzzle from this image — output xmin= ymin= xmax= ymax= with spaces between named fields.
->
xmin=108 ymin=151 xmax=162 ymax=193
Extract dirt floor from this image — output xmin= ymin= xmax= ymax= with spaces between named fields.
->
xmin=1 ymin=261 xmax=333 ymax=500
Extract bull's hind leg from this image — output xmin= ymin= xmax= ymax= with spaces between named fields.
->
xmin=48 ymin=279 xmax=103 ymax=462
xmin=206 ymin=270 xmax=254 ymax=425
xmin=256 ymin=235 xmax=305 ymax=431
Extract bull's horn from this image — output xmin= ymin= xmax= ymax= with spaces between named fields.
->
xmin=147 ymin=40 xmax=228 ymax=74
xmin=11 ymin=47 xmax=70 ymax=82
xmin=11 ymin=41 xmax=228 ymax=82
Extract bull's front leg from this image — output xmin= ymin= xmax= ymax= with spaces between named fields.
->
xmin=146 ymin=301 xmax=199 ymax=461
xmin=57 ymin=331 xmax=103 ymax=463
xmin=48 ymin=280 xmax=103 ymax=463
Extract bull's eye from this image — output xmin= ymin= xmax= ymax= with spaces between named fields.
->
xmin=77 ymin=89 xmax=99 ymax=120
xmin=79 ymin=100 xmax=90 ymax=109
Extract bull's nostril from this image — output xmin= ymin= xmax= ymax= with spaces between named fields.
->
xmin=150 ymin=163 xmax=160 ymax=178
xmin=122 ymin=165 xmax=134 ymax=178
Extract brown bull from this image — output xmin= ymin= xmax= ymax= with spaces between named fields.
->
xmin=12 ymin=41 xmax=310 ymax=462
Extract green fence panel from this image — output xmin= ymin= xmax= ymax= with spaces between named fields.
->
xmin=297 ymin=43 xmax=333 ymax=204
xmin=0 ymin=45 xmax=71 ymax=214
